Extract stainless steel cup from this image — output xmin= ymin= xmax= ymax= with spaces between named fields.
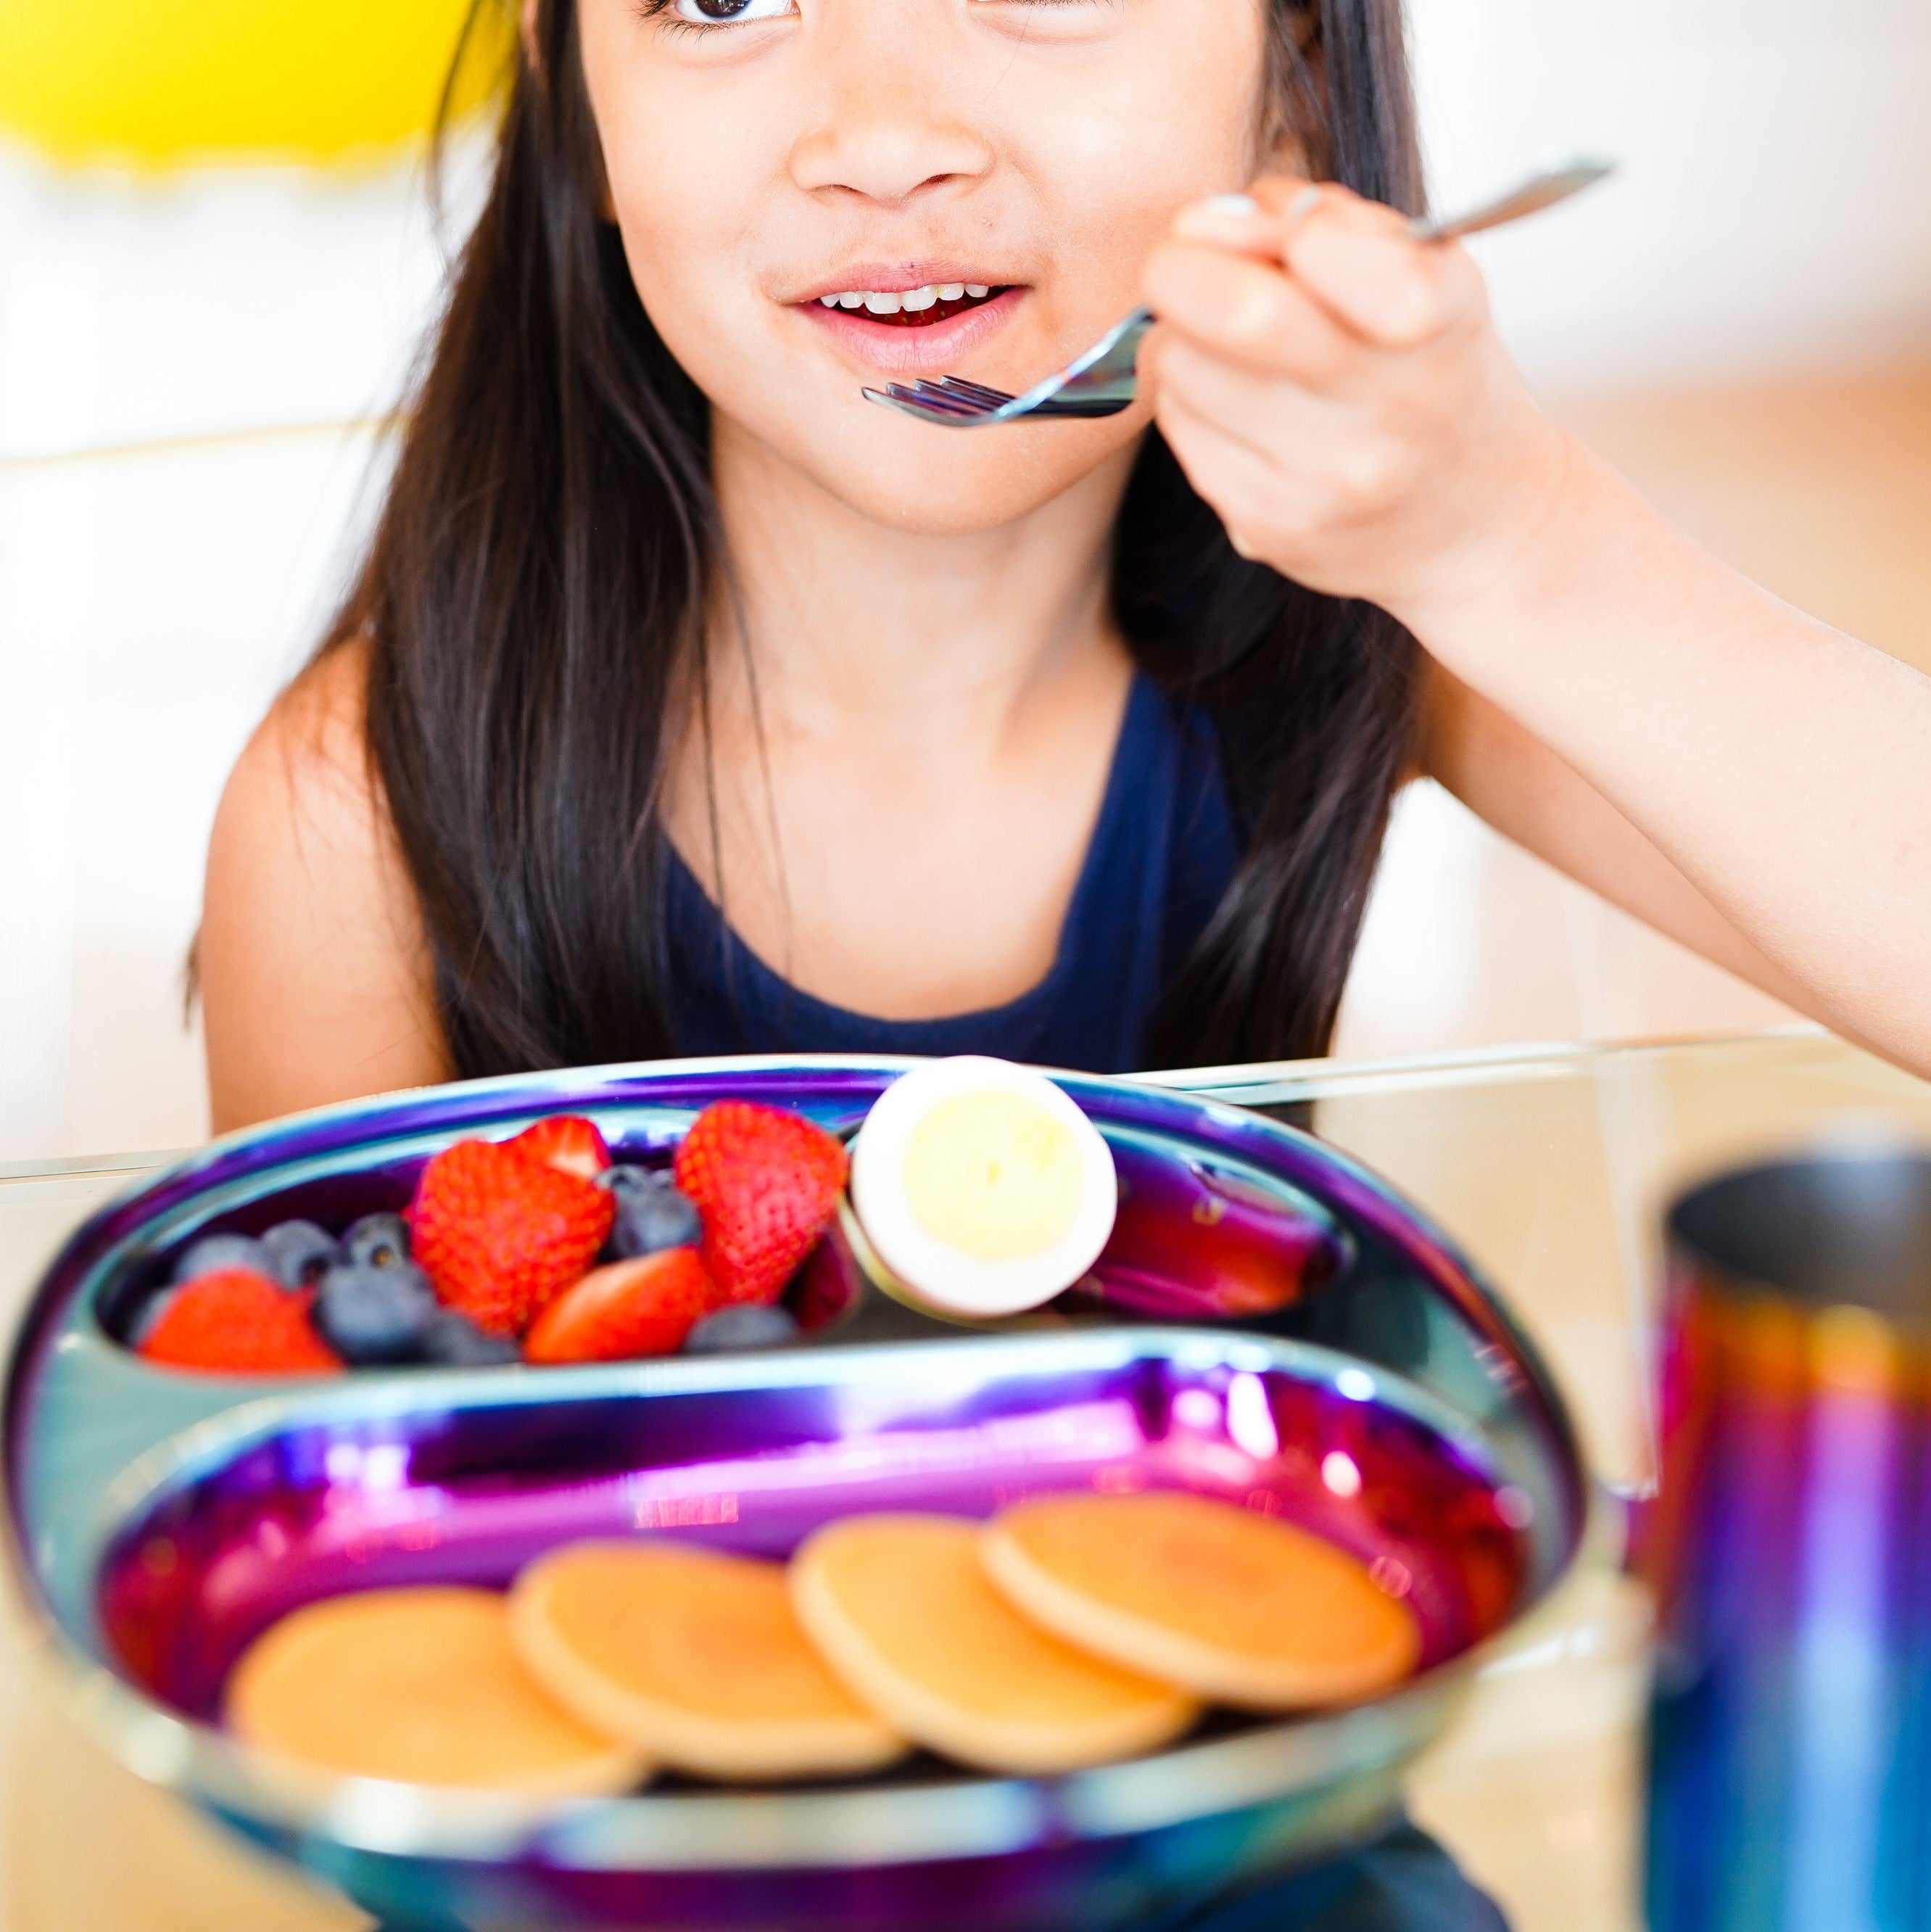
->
xmin=1645 ymin=1148 xmax=1931 ymax=1932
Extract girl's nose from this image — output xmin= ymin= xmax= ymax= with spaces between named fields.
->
xmin=788 ymin=71 xmax=994 ymax=205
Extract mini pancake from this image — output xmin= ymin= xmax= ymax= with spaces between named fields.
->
xmin=510 ymin=1541 xmax=906 ymax=1781
xmin=789 ymin=1514 xmax=1196 ymax=1775
xmin=226 ymin=1586 xmax=647 ymax=1795
xmin=981 ymin=1492 xmax=1422 ymax=1710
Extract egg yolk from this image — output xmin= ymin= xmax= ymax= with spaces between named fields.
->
xmin=902 ymin=1091 xmax=1084 ymax=1260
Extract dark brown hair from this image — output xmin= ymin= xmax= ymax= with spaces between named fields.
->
xmin=321 ymin=0 xmax=1424 ymax=1077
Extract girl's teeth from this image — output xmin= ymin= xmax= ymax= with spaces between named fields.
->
xmin=816 ymin=284 xmax=1001 ymax=313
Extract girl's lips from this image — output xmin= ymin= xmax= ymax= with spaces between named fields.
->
xmin=795 ymin=286 xmax=1025 ymax=377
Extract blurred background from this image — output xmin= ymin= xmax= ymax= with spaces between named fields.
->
xmin=0 ymin=0 xmax=1927 ymax=1160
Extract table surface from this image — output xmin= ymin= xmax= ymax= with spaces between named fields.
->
xmin=4 ymin=1027 xmax=1928 ymax=1931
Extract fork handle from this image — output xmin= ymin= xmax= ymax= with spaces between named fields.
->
xmin=1060 ymin=307 xmax=1154 ymax=390
xmin=1407 ymin=157 xmax=1615 ymax=246
xmin=1017 ymin=305 xmax=1155 ymax=413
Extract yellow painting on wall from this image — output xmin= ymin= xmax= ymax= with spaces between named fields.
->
xmin=0 ymin=0 xmax=510 ymax=165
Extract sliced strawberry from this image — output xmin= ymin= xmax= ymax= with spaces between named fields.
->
xmin=510 ymin=1115 xmax=612 ymax=1182
xmin=409 ymin=1139 xmax=615 ymax=1337
xmin=138 ymin=1270 xmax=342 ymax=1376
xmin=671 ymin=1102 xmax=849 ymax=1307
xmin=522 ymin=1247 xmax=718 ymax=1365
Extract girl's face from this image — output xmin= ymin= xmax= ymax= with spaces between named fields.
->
xmin=576 ymin=0 xmax=1274 ymax=534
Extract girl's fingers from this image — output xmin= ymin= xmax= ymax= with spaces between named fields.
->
xmin=1149 ymin=177 xmax=1504 ymax=585
xmin=1245 ymin=175 xmax=1339 ymax=228
xmin=1157 ymin=341 xmax=1423 ymax=546
xmin=1154 ymin=390 xmax=1328 ymax=561
xmin=1141 ymin=236 xmax=1357 ymax=386
xmin=1152 ymin=337 xmax=1341 ymax=472
xmin=1170 ymin=177 xmax=1480 ymax=352
xmin=1168 ymin=190 xmax=1293 ymax=261
xmin=1270 ymin=183 xmax=1475 ymax=349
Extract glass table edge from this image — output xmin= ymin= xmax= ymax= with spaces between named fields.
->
xmin=0 ymin=1023 xmax=1832 ymax=1189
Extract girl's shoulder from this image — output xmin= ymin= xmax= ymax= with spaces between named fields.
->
xmin=212 ymin=638 xmax=387 ymax=936
xmin=241 ymin=635 xmax=374 ymax=812
xmin=200 ymin=638 xmax=450 ymax=1131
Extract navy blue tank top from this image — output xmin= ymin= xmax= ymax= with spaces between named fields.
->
xmin=665 ymin=674 xmax=1239 ymax=1074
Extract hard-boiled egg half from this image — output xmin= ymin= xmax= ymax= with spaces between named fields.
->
xmin=848 ymin=1058 xmax=1117 ymax=1320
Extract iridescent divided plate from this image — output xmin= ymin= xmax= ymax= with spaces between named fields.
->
xmin=2 ymin=1057 xmax=1589 ymax=1932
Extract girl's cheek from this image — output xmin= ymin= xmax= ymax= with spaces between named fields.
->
xmin=578 ymin=7 xmax=779 ymax=273
xmin=993 ymin=7 xmax=1270 ymax=307
xmin=602 ymin=94 xmax=791 ymax=352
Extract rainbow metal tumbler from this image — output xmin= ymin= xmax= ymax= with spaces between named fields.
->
xmin=1645 ymin=1149 xmax=1931 ymax=1932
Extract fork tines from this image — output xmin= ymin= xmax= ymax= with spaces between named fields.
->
xmin=930 ymin=376 xmax=1015 ymax=407
xmin=872 ymin=380 xmax=996 ymax=418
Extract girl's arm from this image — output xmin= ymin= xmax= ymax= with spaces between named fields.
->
xmin=199 ymin=643 xmax=450 ymax=1134
xmin=1415 ymin=465 xmax=1925 ymax=1061
xmin=1144 ymin=182 xmax=1931 ymax=1074
xmin=1421 ymin=661 xmax=1827 ymax=1021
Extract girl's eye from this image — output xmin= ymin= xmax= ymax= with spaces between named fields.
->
xmin=669 ymin=0 xmax=795 ymax=24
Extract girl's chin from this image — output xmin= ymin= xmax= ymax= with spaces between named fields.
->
xmin=816 ymin=425 xmax=1144 ymax=537
xmin=706 ymin=366 xmax=1147 ymax=535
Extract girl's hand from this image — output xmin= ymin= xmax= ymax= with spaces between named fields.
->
xmin=1145 ymin=185 xmax=1931 ymax=1086
xmin=1139 ymin=178 xmax=1576 ymax=634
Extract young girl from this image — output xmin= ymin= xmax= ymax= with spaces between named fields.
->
xmin=189 ymin=9 xmax=1872 ymax=1916
xmin=201 ymin=0 xmax=1931 ymax=1133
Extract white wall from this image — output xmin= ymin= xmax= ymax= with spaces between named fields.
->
xmin=0 ymin=159 xmax=445 ymax=1158
xmin=2 ymin=5 xmax=1929 ymax=1157
xmin=1410 ymin=0 xmax=1931 ymax=388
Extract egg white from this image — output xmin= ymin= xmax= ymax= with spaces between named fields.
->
xmin=849 ymin=1058 xmax=1118 ymax=1319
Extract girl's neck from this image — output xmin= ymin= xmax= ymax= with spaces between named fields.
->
xmin=704 ymin=413 xmax=1138 ymax=748
xmin=661 ymin=413 xmax=1144 ymax=1021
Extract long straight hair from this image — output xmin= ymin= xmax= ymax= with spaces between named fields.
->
xmin=323 ymin=0 xmax=1424 ymax=1077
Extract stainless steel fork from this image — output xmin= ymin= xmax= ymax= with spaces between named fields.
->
xmin=862 ymin=156 xmax=1614 ymax=428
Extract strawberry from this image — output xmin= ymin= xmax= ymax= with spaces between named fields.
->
xmin=139 ymin=1270 xmax=342 ymax=1376
xmin=510 ymin=1114 xmax=611 ymax=1183
xmin=522 ymin=1247 xmax=719 ymax=1365
xmin=671 ymin=1102 xmax=848 ymax=1307
xmin=409 ymin=1139 xmax=615 ymax=1337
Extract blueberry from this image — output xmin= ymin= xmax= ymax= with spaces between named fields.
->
xmin=600 ymin=1167 xmax=702 ymax=1259
xmin=599 ymin=1163 xmax=668 ymax=1204
xmin=313 ymin=1261 xmax=437 ymax=1366
xmin=260 ymin=1219 xmax=340 ymax=1290
xmin=682 ymin=1303 xmax=801 ymax=1355
xmin=419 ymin=1308 xmax=521 ymax=1368
xmin=128 ymin=1287 xmax=178 ymax=1347
xmin=173 ymin=1232 xmax=273 ymax=1285
xmin=343 ymin=1212 xmax=413 ymax=1271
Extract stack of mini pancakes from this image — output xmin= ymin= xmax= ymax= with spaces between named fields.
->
xmin=227 ymin=1493 xmax=1423 ymax=1792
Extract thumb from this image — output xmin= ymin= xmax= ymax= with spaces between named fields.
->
xmin=1133 ymin=317 xmax=1175 ymax=402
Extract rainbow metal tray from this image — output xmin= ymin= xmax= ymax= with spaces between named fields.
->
xmin=2 ymin=1057 xmax=1587 ymax=1932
